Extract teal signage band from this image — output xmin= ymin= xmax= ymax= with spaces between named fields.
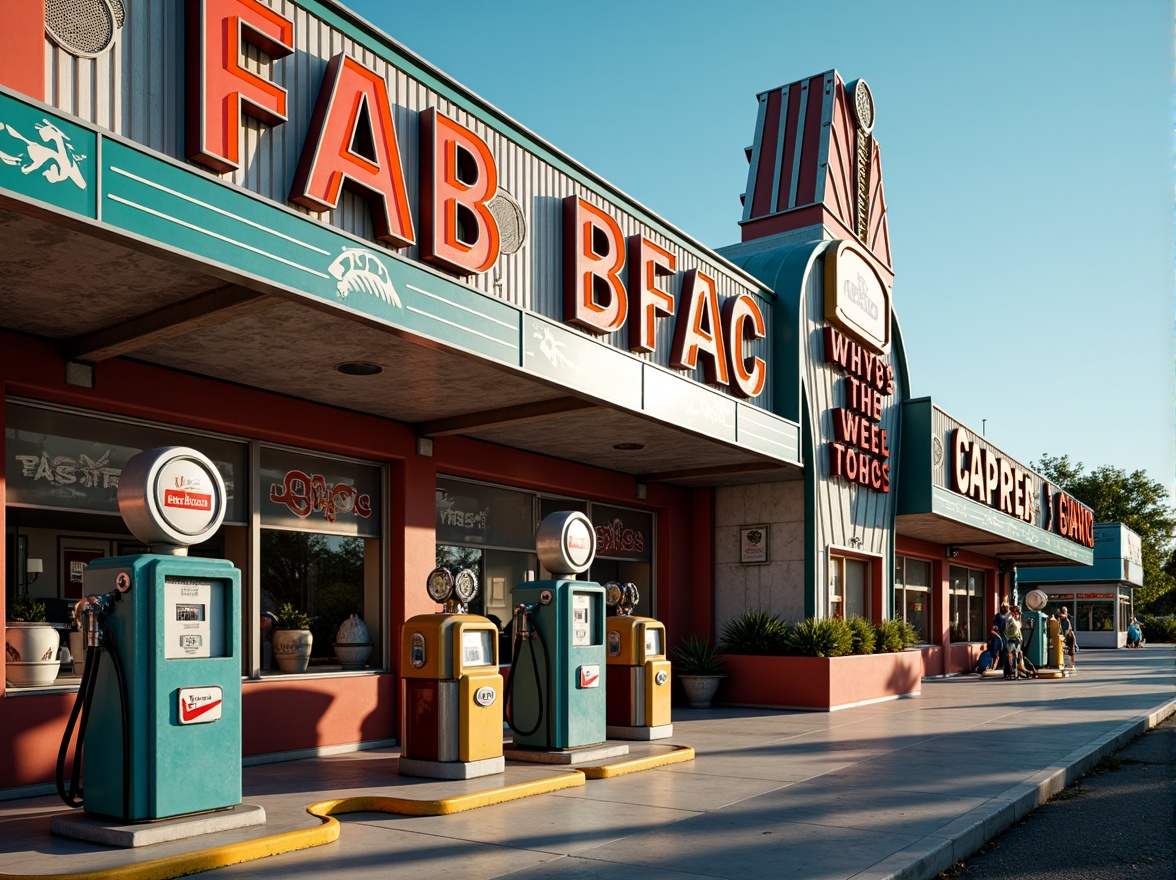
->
xmin=81 ymin=555 xmax=242 ymax=821
xmin=511 ymin=580 xmax=606 ymax=751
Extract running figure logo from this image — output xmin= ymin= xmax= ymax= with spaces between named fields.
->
xmin=0 ymin=119 xmax=87 ymax=189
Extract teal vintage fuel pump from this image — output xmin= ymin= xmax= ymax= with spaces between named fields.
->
xmin=56 ymin=447 xmax=243 ymax=822
xmin=506 ymin=511 xmax=609 ymax=752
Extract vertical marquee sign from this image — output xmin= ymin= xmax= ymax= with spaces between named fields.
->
xmin=823 ymin=241 xmax=894 ymax=492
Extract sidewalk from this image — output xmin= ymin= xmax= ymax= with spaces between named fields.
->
xmin=1 ymin=646 xmax=1172 ymax=880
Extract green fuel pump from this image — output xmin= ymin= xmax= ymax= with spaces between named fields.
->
xmin=506 ymin=512 xmax=607 ymax=751
xmin=56 ymin=447 xmax=242 ymax=822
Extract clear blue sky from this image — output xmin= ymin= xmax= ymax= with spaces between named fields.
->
xmin=346 ymin=0 xmax=1173 ymax=493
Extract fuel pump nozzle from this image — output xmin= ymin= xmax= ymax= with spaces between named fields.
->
xmin=513 ymin=602 xmax=539 ymax=640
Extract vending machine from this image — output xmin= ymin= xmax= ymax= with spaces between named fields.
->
xmin=56 ymin=447 xmax=245 ymax=823
xmin=400 ymin=567 xmax=504 ymax=779
xmin=604 ymin=582 xmax=672 ymax=740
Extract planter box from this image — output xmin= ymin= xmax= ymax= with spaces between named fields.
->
xmin=717 ymin=650 xmax=922 ymax=711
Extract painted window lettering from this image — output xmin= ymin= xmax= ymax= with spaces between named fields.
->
xmin=269 ymin=470 xmax=372 ymax=523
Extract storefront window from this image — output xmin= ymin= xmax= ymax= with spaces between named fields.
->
xmin=895 ymin=556 xmax=931 ymax=644
xmin=949 ymin=565 xmax=985 ymax=642
xmin=435 ymin=478 xmax=657 ymax=661
xmin=1118 ymin=596 xmax=1131 ymax=632
xmin=260 ymin=447 xmax=383 ymax=673
xmin=1076 ymin=593 xmax=1115 ymax=631
xmin=590 ymin=504 xmax=653 ymax=615
xmin=830 ymin=554 xmax=869 ymax=619
xmin=261 ymin=530 xmax=373 ymax=665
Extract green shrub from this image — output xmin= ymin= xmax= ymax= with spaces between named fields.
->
xmin=1139 ymin=615 xmax=1176 ymax=643
xmin=274 ymin=602 xmax=313 ymax=631
xmin=672 ymin=636 xmax=726 ymax=675
xmin=873 ymin=619 xmax=906 ymax=653
xmin=786 ymin=617 xmax=853 ymax=657
xmin=846 ymin=616 xmax=876 ymax=655
xmin=720 ymin=609 xmax=790 ymax=655
xmin=900 ymin=621 xmax=922 ymax=648
xmin=6 ymin=595 xmax=47 ymax=623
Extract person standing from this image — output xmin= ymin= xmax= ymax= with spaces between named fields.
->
xmin=1057 ymin=605 xmax=1077 ymax=668
xmin=992 ymin=603 xmax=1012 ymax=679
xmin=1004 ymin=606 xmax=1024 ymax=678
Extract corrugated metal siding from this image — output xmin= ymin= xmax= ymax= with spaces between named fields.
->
xmin=38 ymin=0 xmax=771 ymax=408
xmin=803 ymin=253 xmax=900 ymax=616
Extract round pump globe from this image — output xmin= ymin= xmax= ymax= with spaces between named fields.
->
xmin=117 ymin=447 xmax=227 ymax=550
xmin=1024 ymin=589 xmax=1049 ymax=611
xmin=535 ymin=511 xmax=596 ymax=576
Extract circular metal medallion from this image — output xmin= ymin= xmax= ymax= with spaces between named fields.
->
xmin=454 ymin=568 xmax=479 ymax=603
xmin=850 ymin=79 xmax=875 ymax=135
xmin=426 ymin=567 xmax=454 ymax=603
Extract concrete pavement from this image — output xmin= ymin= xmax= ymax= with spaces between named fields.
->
xmin=0 ymin=646 xmax=1172 ymax=880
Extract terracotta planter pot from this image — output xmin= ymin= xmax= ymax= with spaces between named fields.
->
xmin=272 ymin=629 xmax=313 ymax=674
xmin=5 ymin=623 xmax=62 ymax=687
xmin=718 ymin=650 xmax=923 ymax=711
xmin=678 ymin=674 xmax=725 ymax=709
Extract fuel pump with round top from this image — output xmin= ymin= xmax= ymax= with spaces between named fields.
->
xmin=604 ymin=582 xmax=672 ymax=741
xmin=505 ymin=512 xmax=627 ymax=762
xmin=399 ymin=567 xmax=505 ymax=779
xmin=54 ymin=447 xmax=256 ymax=836
xmin=1023 ymin=589 xmax=1066 ymax=679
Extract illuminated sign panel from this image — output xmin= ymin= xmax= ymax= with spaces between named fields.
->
xmin=824 ymin=241 xmax=890 ymax=354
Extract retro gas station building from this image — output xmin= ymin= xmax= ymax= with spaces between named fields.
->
xmin=0 ymin=0 xmax=1095 ymax=795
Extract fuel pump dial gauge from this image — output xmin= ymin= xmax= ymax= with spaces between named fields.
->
xmin=454 ymin=568 xmax=479 ymax=603
xmin=426 ymin=567 xmax=454 ymax=602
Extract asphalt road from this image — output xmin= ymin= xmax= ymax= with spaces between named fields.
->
xmin=940 ymin=714 xmax=1175 ymax=880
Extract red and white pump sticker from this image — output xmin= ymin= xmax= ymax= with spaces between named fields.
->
xmin=178 ymin=686 xmax=223 ymax=725
xmin=578 ymin=665 xmax=600 ymax=689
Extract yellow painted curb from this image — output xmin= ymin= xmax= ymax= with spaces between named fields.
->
xmin=580 ymin=745 xmax=695 ymax=779
xmin=308 ymin=770 xmax=585 ymax=817
xmin=0 ymin=772 xmax=585 ymax=880
xmin=0 ymin=815 xmax=339 ymax=880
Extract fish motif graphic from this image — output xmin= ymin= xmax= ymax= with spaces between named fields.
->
xmin=0 ymin=120 xmax=87 ymax=189
xmin=327 ymin=247 xmax=401 ymax=308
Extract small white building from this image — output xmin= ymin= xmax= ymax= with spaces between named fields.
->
xmin=1018 ymin=523 xmax=1143 ymax=648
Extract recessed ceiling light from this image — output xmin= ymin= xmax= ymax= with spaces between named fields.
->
xmin=613 ymin=443 xmax=644 ymax=451
xmin=335 ymin=361 xmax=383 ymax=376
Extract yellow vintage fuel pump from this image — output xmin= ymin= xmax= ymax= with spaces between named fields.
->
xmin=399 ymin=567 xmax=504 ymax=779
xmin=604 ymin=582 xmax=672 ymax=740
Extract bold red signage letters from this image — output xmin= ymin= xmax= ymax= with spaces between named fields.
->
xmin=186 ymin=0 xmax=294 ymax=174
xmin=419 ymin=108 xmax=500 ymax=275
xmin=289 ymin=54 xmax=415 ymax=248
xmin=562 ymin=196 xmax=628 ymax=335
xmin=626 ymin=236 xmax=676 ymax=353
xmin=671 ymin=269 xmax=729 ymax=386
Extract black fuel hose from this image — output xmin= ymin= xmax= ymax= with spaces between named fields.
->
xmin=105 ymin=628 xmax=132 ymax=820
xmin=504 ymin=617 xmax=548 ymax=739
xmin=55 ymin=600 xmax=131 ymax=818
xmin=56 ymin=645 xmax=100 ymax=807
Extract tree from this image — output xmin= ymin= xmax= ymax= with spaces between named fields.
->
xmin=1034 ymin=455 xmax=1176 ymax=608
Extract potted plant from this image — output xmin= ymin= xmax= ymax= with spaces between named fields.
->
xmin=271 ymin=603 xmax=314 ymax=674
xmin=672 ymin=635 xmax=726 ymax=708
xmin=6 ymin=594 xmax=62 ymax=687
